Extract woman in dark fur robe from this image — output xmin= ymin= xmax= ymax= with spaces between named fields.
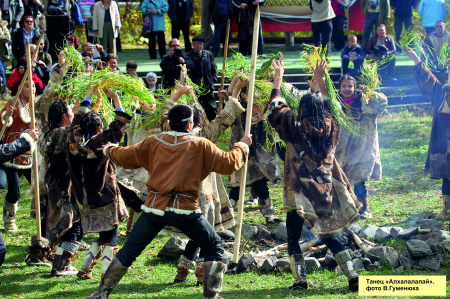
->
xmin=39 ymin=100 xmax=94 ymax=277
xmin=265 ymin=59 xmax=361 ymax=291
xmin=406 ymin=49 xmax=450 ymax=221
xmin=67 ymin=90 xmax=131 ymax=280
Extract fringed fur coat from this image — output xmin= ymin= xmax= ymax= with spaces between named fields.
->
xmin=413 ymin=61 xmax=450 ymax=180
xmin=335 ymin=91 xmax=387 ymax=184
xmin=265 ymin=96 xmax=362 ymax=238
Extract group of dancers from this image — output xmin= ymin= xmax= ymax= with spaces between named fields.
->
xmin=0 ymin=46 xmax=449 ymax=299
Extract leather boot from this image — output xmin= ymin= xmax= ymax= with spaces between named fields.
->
xmin=358 ymin=195 xmax=373 ymax=219
xmin=3 ymin=201 xmax=18 ymax=234
xmin=85 ymin=258 xmax=129 ymax=299
xmin=51 ymin=241 xmax=79 ymax=277
xmin=203 ymin=261 xmax=226 ymax=299
xmin=436 ymin=194 xmax=450 ymax=220
xmin=195 ymin=258 xmax=205 ymax=286
xmin=334 ymin=250 xmax=359 ymax=291
xmin=78 ymin=241 xmax=103 ymax=280
xmin=173 ymin=255 xmax=196 ymax=283
xmin=259 ymin=197 xmax=281 ymax=224
xmin=288 ymin=254 xmax=307 ymax=290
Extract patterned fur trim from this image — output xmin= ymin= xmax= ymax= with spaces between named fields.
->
xmin=20 ymin=132 xmax=35 ymax=154
xmin=1 ymin=110 xmax=13 ymax=127
xmin=164 ymin=131 xmax=193 ymax=137
xmin=442 ymin=84 xmax=450 ymax=94
xmin=264 ymin=97 xmax=286 ymax=120
xmin=18 ymin=99 xmax=31 ymax=124
xmin=235 ymin=142 xmax=249 ymax=154
xmin=3 ymin=161 xmax=32 ymax=169
xmin=140 ymin=204 xmax=202 ymax=216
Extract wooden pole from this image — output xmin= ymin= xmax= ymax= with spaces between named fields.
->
xmin=25 ymin=40 xmax=41 ymax=241
xmin=0 ymin=33 xmax=45 ymax=141
xmin=218 ymin=19 xmax=231 ymax=114
xmin=232 ymin=6 xmax=260 ymax=264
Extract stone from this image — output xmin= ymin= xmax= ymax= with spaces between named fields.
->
xmin=218 ymin=229 xmax=235 ymax=240
xmin=374 ymin=261 xmax=382 ymax=267
xmin=157 ymin=237 xmax=187 ymax=260
xmin=398 ymin=251 xmax=413 ymax=271
xmin=406 ymin=240 xmax=432 ymax=257
xmin=257 ymin=256 xmax=277 ymax=273
xmin=418 ymin=258 xmax=440 ymax=271
xmin=304 ymin=257 xmax=321 ymax=273
xmin=425 ymin=238 xmax=441 ymax=253
xmin=223 ymin=250 xmax=233 ymax=266
xmin=366 ymin=246 xmax=399 ymax=268
xmin=353 ymin=251 xmax=362 ymax=259
xmin=397 ymin=228 xmax=419 ymax=240
xmin=255 ymin=225 xmax=272 ymax=241
xmin=434 ymin=230 xmax=450 ymax=242
xmin=419 ymin=219 xmax=441 ymax=230
xmin=362 ymin=258 xmax=371 ymax=266
xmin=361 ymin=224 xmax=378 ymax=239
xmin=352 ymin=258 xmax=365 ymax=271
xmin=241 ymin=223 xmax=258 ymax=240
xmin=366 ymin=264 xmax=381 ymax=270
xmin=349 ymin=223 xmax=362 ymax=236
xmin=375 ymin=227 xmax=392 ymax=241
xmin=410 ymin=232 xmax=438 ymax=241
xmin=236 ymin=253 xmax=257 ymax=274
xmin=276 ymin=258 xmax=291 ymax=272
xmin=441 ymin=240 xmax=450 ymax=253
xmin=271 ymin=222 xmax=288 ymax=241
xmin=318 ymin=254 xmax=337 ymax=269
xmin=390 ymin=227 xmax=404 ymax=239
xmin=394 ymin=266 xmax=404 ymax=273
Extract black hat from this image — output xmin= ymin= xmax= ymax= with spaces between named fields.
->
xmin=192 ymin=36 xmax=205 ymax=43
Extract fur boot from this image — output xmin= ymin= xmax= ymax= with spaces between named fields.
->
xmin=195 ymin=258 xmax=205 ymax=286
xmin=358 ymin=195 xmax=373 ymax=219
xmin=203 ymin=261 xmax=227 ymax=299
xmin=436 ymin=194 xmax=450 ymax=220
xmin=288 ymin=254 xmax=307 ymax=290
xmin=3 ymin=201 xmax=18 ymax=234
xmin=51 ymin=241 xmax=79 ymax=277
xmin=85 ymin=258 xmax=129 ymax=299
xmin=77 ymin=241 xmax=103 ymax=280
xmin=259 ymin=197 xmax=280 ymax=224
xmin=173 ymin=255 xmax=196 ymax=283
xmin=334 ymin=250 xmax=359 ymax=291
xmin=25 ymin=235 xmax=52 ymax=267
xmin=101 ymin=244 xmax=116 ymax=274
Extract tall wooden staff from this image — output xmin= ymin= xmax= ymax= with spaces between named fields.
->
xmin=0 ymin=34 xmax=45 ymax=141
xmin=25 ymin=40 xmax=42 ymax=240
xmin=218 ymin=19 xmax=231 ymax=114
xmin=232 ymin=6 xmax=260 ymax=264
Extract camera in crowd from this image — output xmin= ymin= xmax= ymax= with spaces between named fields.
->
xmin=173 ymin=47 xmax=183 ymax=58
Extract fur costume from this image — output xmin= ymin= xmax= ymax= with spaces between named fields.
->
xmin=412 ymin=61 xmax=450 ymax=180
xmin=67 ymin=111 xmax=131 ymax=233
xmin=265 ymin=96 xmax=362 ymax=238
xmin=335 ymin=91 xmax=388 ymax=184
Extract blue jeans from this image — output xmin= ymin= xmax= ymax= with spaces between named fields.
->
xmin=0 ymin=232 xmax=5 ymax=267
xmin=211 ymin=15 xmax=232 ymax=57
xmin=1 ymin=60 xmax=6 ymax=95
xmin=362 ymin=12 xmax=379 ymax=52
xmin=0 ymin=164 xmax=6 ymax=189
xmin=311 ymin=19 xmax=333 ymax=55
xmin=4 ymin=167 xmax=31 ymax=204
xmin=115 ymin=211 xmax=224 ymax=267
xmin=394 ymin=15 xmax=413 ymax=46
xmin=353 ymin=182 xmax=367 ymax=199
xmin=443 ymin=178 xmax=450 ymax=196
xmin=342 ymin=57 xmax=364 ymax=76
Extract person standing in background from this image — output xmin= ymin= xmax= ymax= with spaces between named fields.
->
xmin=361 ymin=0 xmax=390 ymax=52
xmin=21 ymin=0 xmax=45 ymax=30
xmin=418 ymin=0 xmax=447 ymax=37
xmin=310 ymin=0 xmax=335 ymax=56
xmin=141 ymin=0 xmax=169 ymax=59
xmin=93 ymin=0 xmax=121 ymax=54
xmin=391 ymin=0 xmax=417 ymax=54
xmin=168 ymin=0 xmax=193 ymax=53
xmin=0 ymin=0 xmax=24 ymax=34
xmin=331 ymin=0 xmax=346 ymax=52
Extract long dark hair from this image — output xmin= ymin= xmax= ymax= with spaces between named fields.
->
xmin=45 ymin=101 xmax=69 ymax=138
xmin=79 ymin=111 xmax=103 ymax=140
xmin=298 ymin=93 xmax=329 ymax=158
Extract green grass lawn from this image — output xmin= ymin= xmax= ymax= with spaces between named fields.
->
xmin=0 ymin=108 xmax=449 ymax=298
